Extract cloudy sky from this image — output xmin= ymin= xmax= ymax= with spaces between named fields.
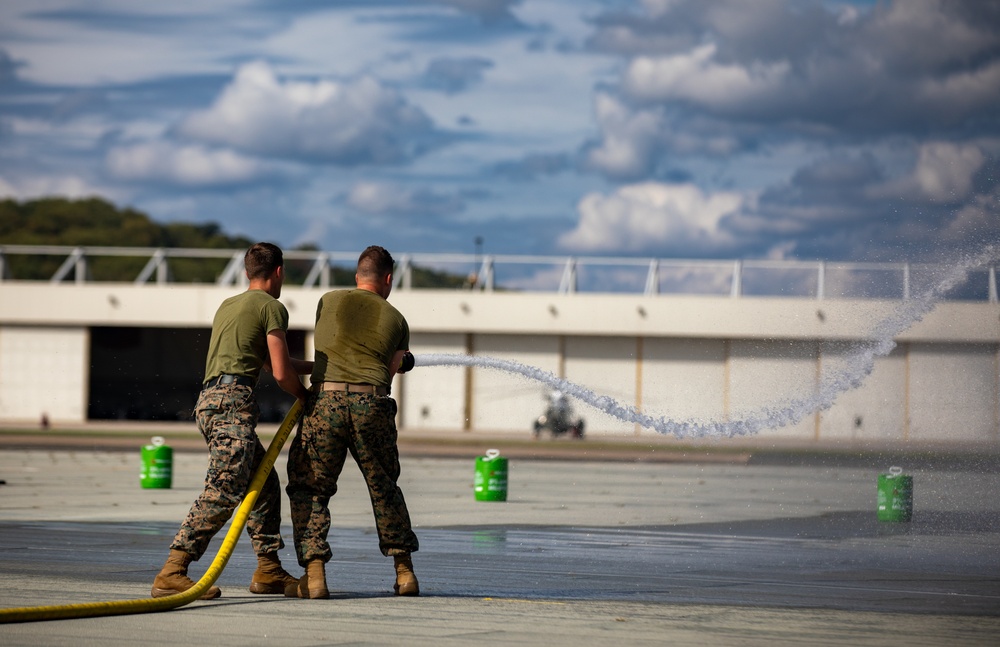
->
xmin=1 ymin=0 xmax=998 ymax=266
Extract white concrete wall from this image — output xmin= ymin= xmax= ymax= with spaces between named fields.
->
xmin=564 ymin=336 xmax=636 ymax=435
xmin=0 ymin=326 xmax=89 ymax=423
xmin=470 ymin=334 xmax=562 ymax=433
xmin=818 ymin=344 xmax=907 ymax=442
xmin=1 ymin=282 xmax=998 ymax=445
xmin=641 ymin=338 xmax=727 ymax=427
xmin=401 ymin=332 xmax=468 ymax=431
xmin=2 ymin=283 xmax=997 ymax=342
xmin=908 ymin=343 xmax=999 ymax=442
xmin=728 ymin=340 xmax=819 ymax=439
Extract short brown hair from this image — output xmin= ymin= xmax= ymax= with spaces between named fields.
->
xmin=244 ymin=242 xmax=283 ymax=280
xmin=357 ymin=245 xmax=394 ymax=282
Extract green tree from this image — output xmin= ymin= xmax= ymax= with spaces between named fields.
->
xmin=0 ymin=197 xmax=253 ymax=281
xmin=0 ymin=197 xmax=472 ymax=287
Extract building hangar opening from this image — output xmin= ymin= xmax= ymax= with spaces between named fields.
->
xmin=88 ymin=326 xmax=306 ymax=423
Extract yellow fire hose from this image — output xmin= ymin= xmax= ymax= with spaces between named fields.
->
xmin=0 ymin=400 xmax=304 ymax=624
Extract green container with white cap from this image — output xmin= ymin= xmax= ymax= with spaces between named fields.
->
xmin=877 ymin=466 xmax=912 ymax=522
xmin=474 ymin=449 xmax=507 ymax=502
xmin=140 ymin=436 xmax=173 ymax=489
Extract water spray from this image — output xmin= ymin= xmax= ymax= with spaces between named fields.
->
xmin=417 ymin=246 xmax=998 ymax=439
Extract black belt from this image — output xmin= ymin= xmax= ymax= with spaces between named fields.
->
xmin=203 ymin=375 xmax=254 ymax=389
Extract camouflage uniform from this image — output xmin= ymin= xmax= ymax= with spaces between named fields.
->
xmin=286 ymin=390 xmax=418 ymax=565
xmin=170 ymin=383 xmax=284 ymax=559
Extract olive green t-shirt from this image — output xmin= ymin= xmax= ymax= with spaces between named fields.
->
xmin=203 ymin=289 xmax=289 ymax=384
xmin=311 ymin=289 xmax=409 ymax=388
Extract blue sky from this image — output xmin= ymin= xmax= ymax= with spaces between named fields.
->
xmin=1 ymin=0 xmax=998 ymax=266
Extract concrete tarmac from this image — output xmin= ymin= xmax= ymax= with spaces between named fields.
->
xmin=1 ymin=439 xmax=999 ymax=646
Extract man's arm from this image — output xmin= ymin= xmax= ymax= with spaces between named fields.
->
xmin=266 ymin=330 xmax=310 ymax=401
xmin=390 ymin=349 xmax=414 ymax=376
xmin=389 ymin=350 xmax=405 ymax=377
xmin=290 ymin=357 xmax=314 ymax=375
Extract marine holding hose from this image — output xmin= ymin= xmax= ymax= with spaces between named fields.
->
xmin=284 ymin=244 xmax=420 ymax=598
xmin=150 ymin=242 xmax=314 ymax=599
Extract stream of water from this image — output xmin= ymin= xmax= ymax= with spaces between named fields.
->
xmin=415 ymin=247 xmax=997 ymax=438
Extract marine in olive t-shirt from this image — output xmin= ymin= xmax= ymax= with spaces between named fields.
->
xmin=203 ymin=289 xmax=290 ymax=384
xmin=311 ymin=289 xmax=409 ymax=388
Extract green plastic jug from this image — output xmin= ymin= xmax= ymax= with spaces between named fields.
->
xmin=140 ymin=436 xmax=173 ymax=489
xmin=877 ymin=466 xmax=912 ymax=522
xmin=474 ymin=449 xmax=507 ymax=502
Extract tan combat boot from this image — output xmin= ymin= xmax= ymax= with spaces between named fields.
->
xmin=284 ymin=559 xmax=329 ymax=599
xmin=249 ymin=551 xmax=299 ymax=594
xmin=151 ymin=549 xmax=222 ymax=599
xmin=393 ymin=554 xmax=419 ymax=596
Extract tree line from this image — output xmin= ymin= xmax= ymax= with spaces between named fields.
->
xmin=0 ymin=197 xmax=466 ymax=287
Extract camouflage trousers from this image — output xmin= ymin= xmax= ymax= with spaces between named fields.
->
xmin=170 ymin=384 xmax=285 ymax=560
xmin=286 ymin=391 xmax=418 ymax=566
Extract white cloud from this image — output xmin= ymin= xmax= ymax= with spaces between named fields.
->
xmin=623 ymin=43 xmax=791 ymax=108
xmin=105 ymin=141 xmax=268 ymax=186
xmin=940 ymin=191 xmax=1000 ymax=243
xmin=499 ymin=264 xmax=565 ymax=291
xmin=0 ymin=1 xmax=258 ymax=86
xmin=346 ymin=181 xmax=465 ymax=217
xmin=347 ymin=182 xmax=406 ymax=214
xmin=872 ymin=141 xmax=987 ymax=204
xmin=4 ymin=115 xmax=115 ymax=151
xmin=584 ymin=91 xmax=742 ymax=179
xmin=2 ymin=0 xmax=998 ymax=265
xmin=434 ymin=0 xmax=521 ymax=22
xmin=579 ymin=0 xmax=1000 ymax=262
xmin=584 ymin=93 xmax=663 ymax=179
xmin=559 ymin=182 xmax=745 ymax=254
xmin=0 ymin=173 xmax=115 ymax=200
xmin=640 ymin=0 xmax=675 ymax=19
xmin=178 ymin=61 xmax=435 ymax=165
xmin=0 ymin=176 xmax=19 ymax=197
xmin=911 ymin=142 xmax=986 ymax=203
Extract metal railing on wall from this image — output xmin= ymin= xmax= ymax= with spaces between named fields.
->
xmin=0 ymin=244 xmax=996 ymax=302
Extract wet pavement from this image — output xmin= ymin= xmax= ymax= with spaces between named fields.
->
xmin=1 ymin=443 xmax=999 ymax=645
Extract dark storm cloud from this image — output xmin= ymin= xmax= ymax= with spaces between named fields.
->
xmin=0 ymin=48 xmax=20 ymax=84
xmin=19 ymin=8 xmax=216 ymax=35
xmin=722 ymin=154 xmax=891 ymax=251
xmin=422 ymin=56 xmax=494 ymax=93
xmin=563 ymin=0 xmax=1000 ymax=262
xmin=739 ymin=146 xmax=1000 ymax=261
xmin=568 ymin=139 xmax=1000 ymax=261
xmin=490 ymin=152 xmax=572 ymax=181
xmin=594 ymin=0 xmax=1000 ymax=136
xmin=433 ymin=0 xmax=523 ymax=24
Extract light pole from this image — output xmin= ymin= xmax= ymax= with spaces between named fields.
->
xmin=472 ymin=236 xmax=483 ymax=289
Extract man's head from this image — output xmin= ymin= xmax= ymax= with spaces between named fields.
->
xmin=356 ymin=245 xmax=394 ymax=298
xmin=245 ymin=242 xmax=284 ymax=297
